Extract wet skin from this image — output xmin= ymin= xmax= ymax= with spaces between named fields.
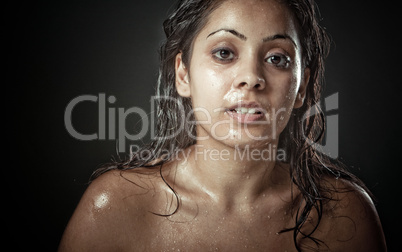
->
xmin=59 ymin=0 xmax=387 ymax=251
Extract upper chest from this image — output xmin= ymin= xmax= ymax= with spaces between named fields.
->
xmin=126 ymin=203 xmax=299 ymax=251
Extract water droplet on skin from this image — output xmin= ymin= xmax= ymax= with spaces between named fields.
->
xmin=94 ymin=192 xmax=109 ymax=209
xmin=228 ymin=129 xmax=239 ymax=139
xmin=223 ymin=89 xmax=245 ymax=103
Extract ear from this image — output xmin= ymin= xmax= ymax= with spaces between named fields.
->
xmin=175 ymin=52 xmax=191 ymax=97
xmin=294 ymin=67 xmax=310 ymax=108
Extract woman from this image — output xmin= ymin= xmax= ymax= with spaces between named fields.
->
xmin=59 ymin=0 xmax=387 ymax=251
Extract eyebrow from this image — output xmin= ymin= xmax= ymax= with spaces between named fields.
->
xmin=206 ymin=28 xmax=297 ymax=48
xmin=263 ymin=34 xmax=297 ymax=47
xmin=207 ymin=28 xmax=247 ymax=41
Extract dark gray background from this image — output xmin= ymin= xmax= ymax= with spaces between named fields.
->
xmin=13 ymin=0 xmax=400 ymax=250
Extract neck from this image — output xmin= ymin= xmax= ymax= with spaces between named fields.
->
xmin=174 ymin=138 xmax=289 ymax=210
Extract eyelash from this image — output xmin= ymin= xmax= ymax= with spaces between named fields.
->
xmin=211 ymin=47 xmax=236 ymax=62
xmin=265 ymin=54 xmax=291 ymax=68
xmin=211 ymin=48 xmax=291 ymax=68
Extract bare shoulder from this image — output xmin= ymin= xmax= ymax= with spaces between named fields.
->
xmin=58 ymin=167 xmax=168 ymax=251
xmin=315 ymin=177 xmax=387 ymax=251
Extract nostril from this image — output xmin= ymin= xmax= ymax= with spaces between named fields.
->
xmin=236 ymin=81 xmax=264 ymax=90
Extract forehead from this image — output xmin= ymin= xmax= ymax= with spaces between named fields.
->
xmin=199 ymin=0 xmax=300 ymax=44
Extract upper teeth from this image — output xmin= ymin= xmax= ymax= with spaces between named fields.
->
xmin=235 ymin=107 xmax=257 ymax=114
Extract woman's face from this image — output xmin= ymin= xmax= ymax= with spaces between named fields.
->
xmin=175 ymin=0 xmax=309 ymax=149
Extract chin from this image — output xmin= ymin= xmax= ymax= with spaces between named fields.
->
xmin=196 ymin=124 xmax=282 ymax=149
xmin=212 ymin=132 xmax=278 ymax=150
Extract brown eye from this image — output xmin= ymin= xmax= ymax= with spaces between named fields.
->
xmin=270 ymin=55 xmax=282 ymax=64
xmin=218 ymin=50 xmax=231 ymax=59
xmin=212 ymin=48 xmax=235 ymax=61
xmin=266 ymin=54 xmax=290 ymax=68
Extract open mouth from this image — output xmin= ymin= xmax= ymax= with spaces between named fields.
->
xmin=228 ymin=107 xmax=263 ymax=115
xmin=226 ymin=105 xmax=265 ymax=124
xmin=225 ymin=101 xmax=265 ymax=123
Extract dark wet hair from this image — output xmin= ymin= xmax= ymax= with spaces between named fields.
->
xmin=92 ymin=0 xmax=370 ymax=251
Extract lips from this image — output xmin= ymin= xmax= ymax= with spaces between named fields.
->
xmin=225 ymin=102 xmax=265 ymax=123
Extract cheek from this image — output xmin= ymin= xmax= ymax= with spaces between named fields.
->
xmin=266 ymin=73 xmax=299 ymax=109
xmin=265 ymin=70 xmax=301 ymax=134
xmin=189 ymin=64 xmax=230 ymax=107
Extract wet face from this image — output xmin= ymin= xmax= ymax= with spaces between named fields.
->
xmin=175 ymin=0 xmax=309 ymax=149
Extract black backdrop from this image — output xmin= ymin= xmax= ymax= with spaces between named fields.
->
xmin=13 ymin=0 xmax=400 ymax=250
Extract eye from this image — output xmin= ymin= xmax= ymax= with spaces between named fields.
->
xmin=266 ymin=54 xmax=290 ymax=68
xmin=212 ymin=48 xmax=235 ymax=62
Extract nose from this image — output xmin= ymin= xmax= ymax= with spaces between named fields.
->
xmin=233 ymin=60 xmax=266 ymax=91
